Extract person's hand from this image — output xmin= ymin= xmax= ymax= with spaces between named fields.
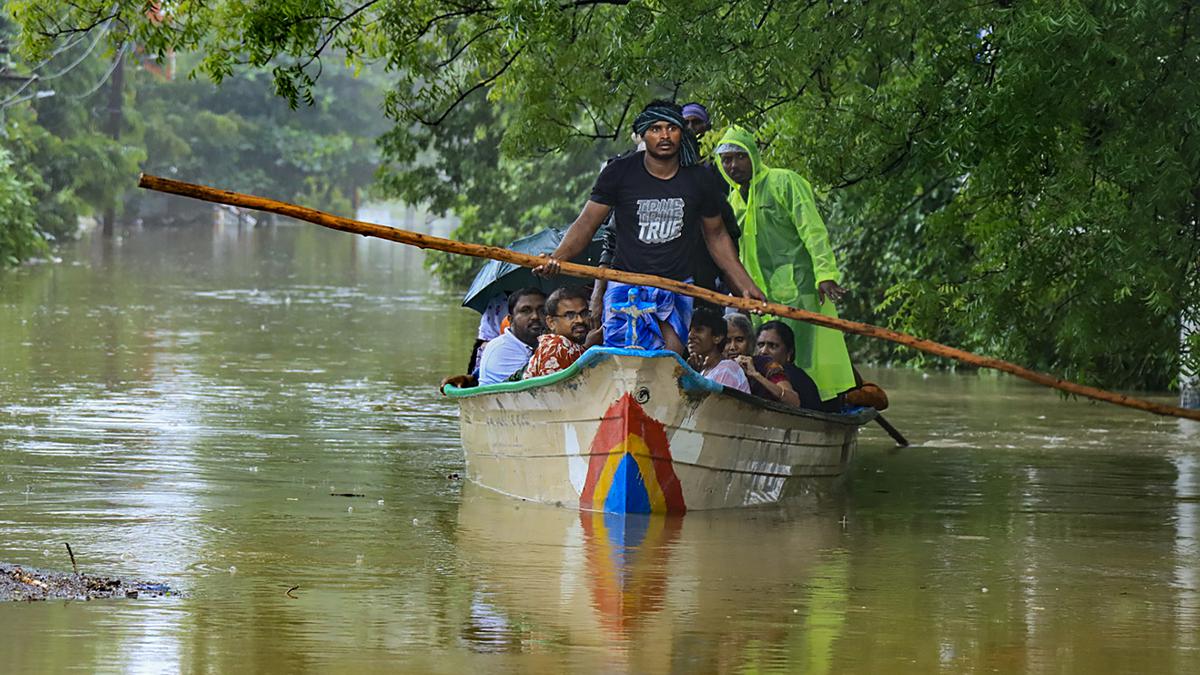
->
xmin=818 ymin=280 xmax=847 ymax=305
xmin=533 ymin=254 xmax=561 ymax=278
xmin=740 ymin=285 xmax=768 ymax=315
xmin=734 ymin=355 xmax=755 ymax=374
xmin=439 ymin=374 xmax=477 ymax=395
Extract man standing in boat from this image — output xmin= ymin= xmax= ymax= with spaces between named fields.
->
xmin=714 ymin=126 xmax=857 ymax=404
xmin=535 ymin=100 xmax=765 ymax=355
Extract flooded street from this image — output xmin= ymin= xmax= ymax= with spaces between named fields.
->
xmin=2 ymin=216 xmax=1198 ymax=673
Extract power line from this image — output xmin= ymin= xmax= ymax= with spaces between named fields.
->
xmin=65 ymin=42 xmax=128 ymax=100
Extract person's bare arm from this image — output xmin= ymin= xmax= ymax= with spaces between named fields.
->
xmin=735 ymin=357 xmax=800 ymax=406
xmin=702 ymin=215 xmax=765 ymax=302
xmin=772 ymin=378 xmax=800 ymax=407
xmin=584 ymin=327 xmax=604 ymax=348
xmin=439 ymin=373 xmax=478 ymax=395
xmin=533 ymin=201 xmax=612 ymax=276
xmin=589 ymin=273 xmax=607 ymax=328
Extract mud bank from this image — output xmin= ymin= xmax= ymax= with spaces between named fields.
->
xmin=1 ymin=563 xmax=174 ymax=602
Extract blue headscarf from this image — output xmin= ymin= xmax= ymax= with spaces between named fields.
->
xmin=632 ymin=104 xmax=701 ymax=167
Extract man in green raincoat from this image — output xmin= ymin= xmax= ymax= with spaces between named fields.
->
xmin=714 ymin=126 xmax=857 ymax=402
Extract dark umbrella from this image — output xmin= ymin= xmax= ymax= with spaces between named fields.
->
xmin=461 ymin=227 xmax=607 ymax=313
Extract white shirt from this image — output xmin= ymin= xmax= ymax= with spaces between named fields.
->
xmin=702 ymin=359 xmax=751 ymax=394
xmin=477 ymin=295 xmax=507 ymax=341
xmin=478 ymin=330 xmax=534 ymax=385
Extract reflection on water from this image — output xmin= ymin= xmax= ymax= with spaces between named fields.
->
xmin=1 ymin=215 xmax=1199 ymax=672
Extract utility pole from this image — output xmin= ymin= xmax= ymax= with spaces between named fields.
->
xmin=100 ymin=48 xmax=125 ymax=237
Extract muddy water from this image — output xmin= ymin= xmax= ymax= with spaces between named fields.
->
xmin=1 ymin=215 xmax=1197 ymax=673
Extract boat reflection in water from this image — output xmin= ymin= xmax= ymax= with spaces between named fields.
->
xmin=454 ymin=484 xmax=848 ymax=672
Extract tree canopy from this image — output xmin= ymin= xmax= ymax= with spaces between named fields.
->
xmin=7 ymin=0 xmax=1198 ymax=390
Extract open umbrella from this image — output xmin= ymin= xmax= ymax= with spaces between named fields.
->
xmin=461 ymin=227 xmax=607 ymax=313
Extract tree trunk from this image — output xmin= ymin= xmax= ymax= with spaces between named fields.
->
xmin=101 ymin=50 xmax=125 ymax=237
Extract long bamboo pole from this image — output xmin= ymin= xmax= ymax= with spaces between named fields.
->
xmin=138 ymin=173 xmax=1200 ymax=422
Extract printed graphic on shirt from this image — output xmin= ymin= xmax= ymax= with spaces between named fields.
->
xmin=636 ymin=198 xmax=685 ymax=244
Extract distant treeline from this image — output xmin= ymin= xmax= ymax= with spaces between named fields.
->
xmin=0 ymin=18 xmax=387 ymax=265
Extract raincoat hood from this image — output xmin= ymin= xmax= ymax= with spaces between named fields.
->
xmin=715 ymin=126 xmax=769 ymax=189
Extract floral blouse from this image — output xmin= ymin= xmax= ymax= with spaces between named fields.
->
xmin=523 ymin=334 xmax=586 ymax=379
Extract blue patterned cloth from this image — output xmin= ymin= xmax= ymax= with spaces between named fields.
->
xmin=603 ymin=282 xmax=693 ymax=351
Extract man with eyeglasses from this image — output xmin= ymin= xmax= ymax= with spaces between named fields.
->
xmin=524 ymin=286 xmax=603 ymax=379
xmin=476 ymin=287 xmax=547 ymax=385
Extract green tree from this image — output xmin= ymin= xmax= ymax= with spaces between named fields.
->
xmin=0 ymin=143 xmax=44 ymax=264
xmin=129 ymin=56 xmax=387 ymax=217
xmin=8 ymin=0 xmax=1198 ymax=388
xmin=375 ymin=88 xmax=621 ymax=284
xmin=1 ymin=15 xmax=143 ymax=250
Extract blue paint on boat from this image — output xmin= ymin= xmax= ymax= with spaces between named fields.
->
xmin=606 ymin=452 xmax=653 ymax=515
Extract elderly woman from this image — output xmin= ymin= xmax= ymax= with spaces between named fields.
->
xmin=721 ymin=314 xmax=806 ymax=408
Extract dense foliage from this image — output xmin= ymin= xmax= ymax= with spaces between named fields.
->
xmin=7 ymin=0 xmax=1199 ymax=389
xmin=131 ymin=56 xmax=387 ymax=218
xmin=1 ymin=16 xmax=385 ymax=268
xmin=0 ymin=17 xmax=143 ymax=259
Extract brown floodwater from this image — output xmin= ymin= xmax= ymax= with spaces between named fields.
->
xmin=1 ymin=213 xmax=1198 ymax=673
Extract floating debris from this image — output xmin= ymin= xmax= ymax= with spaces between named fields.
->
xmin=0 ymin=563 xmax=175 ymax=602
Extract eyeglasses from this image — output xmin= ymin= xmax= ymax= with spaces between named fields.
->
xmin=550 ymin=310 xmax=592 ymax=321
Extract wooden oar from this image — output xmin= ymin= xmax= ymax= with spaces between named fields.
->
xmin=874 ymin=415 xmax=909 ymax=447
xmin=137 ymin=174 xmax=1200 ymax=423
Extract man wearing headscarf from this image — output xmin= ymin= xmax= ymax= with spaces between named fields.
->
xmin=679 ymin=101 xmax=742 ymax=304
xmin=536 ymin=100 xmax=764 ymax=355
xmin=681 ymin=102 xmax=712 ymax=140
xmin=714 ymin=126 xmax=857 ymax=403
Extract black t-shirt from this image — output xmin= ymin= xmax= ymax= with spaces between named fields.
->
xmin=589 ymin=151 xmax=722 ymax=281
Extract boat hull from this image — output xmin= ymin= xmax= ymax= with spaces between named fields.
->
xmin=448 ymin=348 xmax=873 ymax=513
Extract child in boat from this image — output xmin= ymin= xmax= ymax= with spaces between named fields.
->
xmin=686 ymin=308 xmax=751 ymax=394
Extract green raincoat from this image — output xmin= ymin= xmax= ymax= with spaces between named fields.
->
xmin=715 ymin=127 xmax=856 ymax=401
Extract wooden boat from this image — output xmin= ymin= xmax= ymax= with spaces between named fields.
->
xmin=445 ymin=347 xmax=875 ymax=513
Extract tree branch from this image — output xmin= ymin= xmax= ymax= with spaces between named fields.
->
xmin=412 ymin=46 xmax=525 ymax=127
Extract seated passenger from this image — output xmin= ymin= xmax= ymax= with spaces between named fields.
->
xmin=754 ymin=320 xmax=828 ymax=411
xmin=686 ymin=308 xmax=750 ymax=394
xmin=468 ymin=293 xmax=509 ymax=373
xmin=723 ymin=312 xmax=756 ymax=359
xmin=477 ymin=287 xmax=546 ymax=385
xmin=524 ymin=287 xmax=603 ymax=379
xmin=724 ymin=313 xmax=804 ymax=407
